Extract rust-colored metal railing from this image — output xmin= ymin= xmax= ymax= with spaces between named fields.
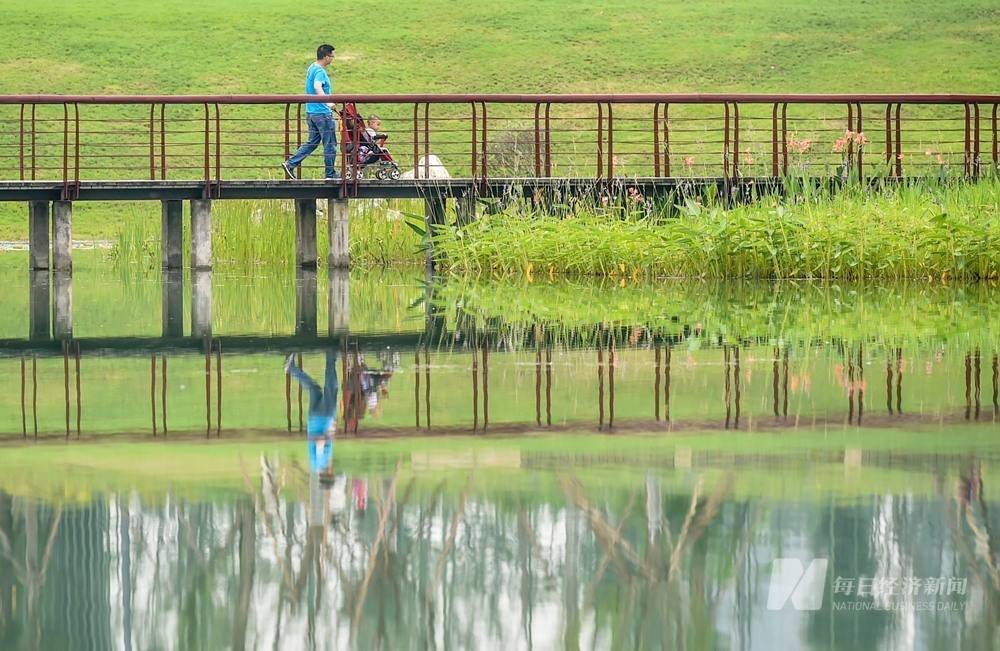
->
xmin=0 ymin=93 xmax=996 ymax=199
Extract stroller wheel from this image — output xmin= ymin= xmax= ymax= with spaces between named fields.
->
xmin=388 ymin=165 xmax=401 ymax=181
xmin=375 ymin=167 xmax=388 ymax=180
xmin=344 ymin=167 xmax=354 ymax=181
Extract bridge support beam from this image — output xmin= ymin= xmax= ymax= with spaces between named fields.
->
xmin=190 ymin=199 xmax=212 ymax=270
xmin=53 ymin=271 xmax=73 ymax=339
xmin=295 ymin=198 xmax=318 ymax=268
xmin=161 ymin=269 xmax=184 ymax=337
xmin=328 ymin=269 xmax=350 ymax=335
xmin=191 ymin=270 xmax=212 ymax=338
xmin=29 ymin=270 xmax=50 ymax=340
xmin=52 ymin=201 xmax=73 ymax=272
xmin=424 ymin=194 xmax=447 ymax=268
xmin=327 ymin=199 xmax=349 ymax=268
xmin=456 ymin=191 xmax=476 ymax=227
xmin=28 ymin=201 xmax=50 ymax=270
xmin=295 ymin=268 xmax=318 ymax=336
xmin=161 ymin=200 xmax=184 ymax=269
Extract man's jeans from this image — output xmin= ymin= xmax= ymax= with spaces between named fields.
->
xmin=287 ymin=112 xmax=338 ymax=177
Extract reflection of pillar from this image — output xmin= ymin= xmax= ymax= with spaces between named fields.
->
xmin=309 ymin=471 xmax=324 ymax=528
xmin=52 ymin=271 xmax=72 ymax=339
xmin=161 ymin=270 xmax=184 ymax=337
xmin=191 ymin=270 xmax=212 ymax=338
xmin=295 ymin=267 xmax=317 ymax=336
xmin=645 ymin=474 xmax=662 ymax=543
xmin=327 ymin=269 xmax=350 ymax=335
xmin=29 ymin=270 xmax=50 ymax=340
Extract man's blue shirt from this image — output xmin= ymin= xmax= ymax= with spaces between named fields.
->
xmin=305 ymin=63 xmax=333 ymax=115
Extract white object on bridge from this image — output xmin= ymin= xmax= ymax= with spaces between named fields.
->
xmin=401 ymin=155 xmax=451 ymax=179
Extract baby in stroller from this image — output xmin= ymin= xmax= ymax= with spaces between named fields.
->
xmin=342 ymin=103 xmax=401 ymax=180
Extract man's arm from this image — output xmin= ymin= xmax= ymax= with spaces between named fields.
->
xmin=314 ymin=79 xmax=335 ymax=111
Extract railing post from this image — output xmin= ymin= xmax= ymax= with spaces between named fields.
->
xmin=413 ymin=102 xmax=420 ymax=180
xmin=653 ymin=103 xmax=661 ymax=177
xmin=723 ymin=102 xmax=731 ymax=178
xmin=596 ymin=103 xmax=604 ymax=179
xmin=471 ymin=102 xmax=478 ymax=180
xmin=544 ymin=103 xmax=552 ymax=177
xmin=771 ymin=103 xmax=779 ymax=177
xmin=732 ymin=102 xmax=740 ymax=178
xmin=856 ymin=102 xmax=864 ymax=181
xmin=606 ymin=103 xmax=614 ymax=178
xmin=534 ymin=103 xmax=542 ymax=178
xmin=894 ymin=103 xmax=902 ymax=177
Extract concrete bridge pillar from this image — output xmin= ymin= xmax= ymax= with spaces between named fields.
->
xmin=191 ymin=270 xmax=213 ymax=338
xmin=161 ymin=200 xmax=184 ymax=269
xmin=52 ymin=201 xmax=73 ymax=272
xmin=190 ymin=199 xmax=212 ymax=270
xmin=295 ymin=267 xmax=318 ymax=336
xmin=456 ymin=191 xmax=477 ymax=227
xmin=28 ymin=201 xmax=49 ymax=270
xmin=295 ymin=198 xmax=318 ymax=268
xmin=424 ymin=194 xmax=447 ymax=269
xmin=161 ymin=269 xmax=184 ymax=337
xmin=327 ymin=269 xmax=350 ymax=335
xmin=28 ymin=270 xmax=50 ymax=340
xmin=53 ymin=271 xmax=73 ymax=339
xmin=327 ymin=199 xmax=349 ymax=268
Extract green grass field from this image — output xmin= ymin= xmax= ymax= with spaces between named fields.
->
xmin=1 ymin=0 xmax=996 ymax=95
xmin=0 ymin=0 xmax=997 ymax=241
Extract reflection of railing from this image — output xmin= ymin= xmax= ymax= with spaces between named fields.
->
xmin=1 ymin=94 xmax=998 ymax=199
xmin=9 ymin=340 xmax=1000 ymax=439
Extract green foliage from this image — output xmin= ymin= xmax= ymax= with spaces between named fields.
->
xmin=436 ymin=179 xmax=1000 ymax=280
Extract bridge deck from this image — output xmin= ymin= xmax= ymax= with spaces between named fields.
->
xmin=0 ymin=177 xmax=750 ymax=201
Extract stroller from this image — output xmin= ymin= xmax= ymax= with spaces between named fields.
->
xmin=340 ymin=102 xmax=401 ymax=180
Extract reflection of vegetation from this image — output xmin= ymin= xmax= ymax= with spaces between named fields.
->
xmin=1 ymin=439 xmax=998 ymax=648
xmin=436 ymin=278 xmax=1000 ymax=349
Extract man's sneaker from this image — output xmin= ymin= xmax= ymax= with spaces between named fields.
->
xmin=284 ymin=354 xmax=295 ymax=374
xmin=326 ymin=172 xmax=342 ymax=180
xmin=281 ymin=161 xmax=297 ymax=180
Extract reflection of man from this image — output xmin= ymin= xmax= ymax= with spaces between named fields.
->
xmin=285 ymin=350 xmax=338 ymax=472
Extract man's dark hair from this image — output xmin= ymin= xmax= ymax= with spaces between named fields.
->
xmin=317 ymin=44 xmax=335 ymax=60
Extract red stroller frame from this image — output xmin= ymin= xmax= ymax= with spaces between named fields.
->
xmin=340 ymin=102 xmax=401 ymax=181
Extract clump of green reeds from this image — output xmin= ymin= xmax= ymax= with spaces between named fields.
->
xmin=436 ymin=178 xmax=1000 ymax=280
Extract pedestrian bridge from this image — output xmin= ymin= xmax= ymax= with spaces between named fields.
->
xmin=1 ymin=93 xmax=997 ymax=270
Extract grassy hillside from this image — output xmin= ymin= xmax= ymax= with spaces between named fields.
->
xmin=0 ymin=0 xmax=996 ymax=95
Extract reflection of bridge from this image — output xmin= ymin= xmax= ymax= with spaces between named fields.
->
xmin=1 ymin=93 xmax=997 ymax=271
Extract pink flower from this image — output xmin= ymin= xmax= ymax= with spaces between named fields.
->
xmin=684 ymin=156 xmax=695 ymax=167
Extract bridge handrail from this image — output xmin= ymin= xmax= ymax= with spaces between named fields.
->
xmin=0 ymin=93 xmax=998 ymax=104
xmin=0 ymin=93 xmax=996 ymax=198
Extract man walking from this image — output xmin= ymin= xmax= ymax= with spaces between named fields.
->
xmin=282 ymin=44 xmax=340 ymax=180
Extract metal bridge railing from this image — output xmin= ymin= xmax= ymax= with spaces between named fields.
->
xmin=0 ymin=94 xmax=996 ymax=199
